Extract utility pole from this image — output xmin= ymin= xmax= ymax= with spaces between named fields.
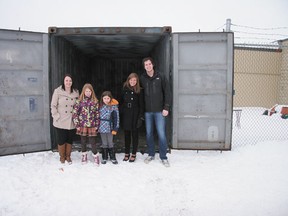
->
xmin=226 ymin=18 xmax=231 ymax=32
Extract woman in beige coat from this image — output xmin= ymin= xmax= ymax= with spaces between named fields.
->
xmin=51 ymin=74 xmax=79 ymax=164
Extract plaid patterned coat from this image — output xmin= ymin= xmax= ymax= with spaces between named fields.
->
xmin=98 ymin=99 xmax=120 ymax=133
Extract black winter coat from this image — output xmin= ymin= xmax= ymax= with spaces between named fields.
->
xmin=140 ymin=71 xmax=171 ymax=112
xmin=120 ymin=87 xmax=144 ymax=131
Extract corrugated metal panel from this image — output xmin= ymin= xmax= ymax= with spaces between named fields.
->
xmin=0 ymin=29 xmax=50 ymax=155
xmin=172 ymin=32 xmax=234 ymax=150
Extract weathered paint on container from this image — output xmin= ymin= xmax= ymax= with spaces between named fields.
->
xmin=0 ymin=29 xmax=50 ymax=155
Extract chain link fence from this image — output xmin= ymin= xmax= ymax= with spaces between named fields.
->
xmin=232 ymin=40 xmax=288 ymax=147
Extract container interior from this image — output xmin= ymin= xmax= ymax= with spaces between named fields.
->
xmin=48 ymin=27 xmax=172 ymax=151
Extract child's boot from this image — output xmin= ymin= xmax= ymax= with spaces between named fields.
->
xmin=93 ymin=153 xmax=100 ymax=166
xmin=109 ymin=148 xmax=118 ymax=164
xmin=81 ymin=152 xmax=88 ymax=164
xmin=101 ymin=148 xmax=108 ymax=164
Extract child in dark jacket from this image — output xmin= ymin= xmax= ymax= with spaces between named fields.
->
xmin=98 ymin=91 xmax=120 ymax=164
xmin=72 ymin=83 xmax=100 ymax=165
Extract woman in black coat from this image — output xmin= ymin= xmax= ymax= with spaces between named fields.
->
xmin=120 ymin=73 xmax=144 ymax=162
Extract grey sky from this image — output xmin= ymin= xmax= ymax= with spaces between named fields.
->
xmin=0 ymin=0 xmax=287 ymax=43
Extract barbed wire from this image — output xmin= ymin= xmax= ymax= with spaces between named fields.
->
xmin=214 ymin=23 xmax=226 ymax=31
xmin=220 ymin=22 xmax=288 ymax=44
xmin=234 ymin=36 xmax=279 ymax=42
xmin=231 ymin=24 xmax=288 ymax=31
xmin=233 ymin=30 xmax=288 ymax=37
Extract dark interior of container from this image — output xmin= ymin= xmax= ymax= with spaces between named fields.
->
xmin=48 ymin=27 xmax=172 ymax=152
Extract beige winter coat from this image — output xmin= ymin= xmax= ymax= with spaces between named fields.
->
xmin=51 ymin=86 xmax=79 ymax=130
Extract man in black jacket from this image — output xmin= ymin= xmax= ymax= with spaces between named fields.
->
xmin=140 ymin=57 xmax=171 ymax=167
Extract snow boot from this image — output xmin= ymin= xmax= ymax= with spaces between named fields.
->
xmin=101 ymin=148 xmax=108 ymax=164
xmin=93 ymin=153 xmax=100 ymax=166
xmin=81 ymin=152 xmax=88 ymax=164
xmin=58 ymin=144 xmax=66 ymax=164
xmin=65 ymin=143 xmax=72 ymax=165
xmin=108 ymin=148 xmax=118 ymax=164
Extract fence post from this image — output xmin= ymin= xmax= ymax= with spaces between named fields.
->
xmin=279 ymin=41 xmax=288 ymax=104
xmin=226 ymin=18 xmax=231 ymax=32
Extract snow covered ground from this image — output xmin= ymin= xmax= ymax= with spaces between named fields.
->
xmin=232 ymin=107 xmax=288 ymax=146
xmin=0 ymin=108 xmax=288 ymax=216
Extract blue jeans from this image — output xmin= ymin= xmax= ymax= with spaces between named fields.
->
xmin=145 ymin=112 xmax=168 ymax=160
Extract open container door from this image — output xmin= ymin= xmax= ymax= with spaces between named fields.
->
xmin=0 ymin=29 xmax=50 ymax=156
xmin=172 ymin=32 xmax=234 ymax=150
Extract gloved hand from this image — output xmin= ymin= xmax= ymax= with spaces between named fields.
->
xmin=137 ymin=118 xmax=143 ymax=128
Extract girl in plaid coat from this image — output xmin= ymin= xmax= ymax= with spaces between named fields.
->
xmin=72 ymin=83 xmax=100 ymax=165
xmin=98 ymin=91 xmax=120 ymax=164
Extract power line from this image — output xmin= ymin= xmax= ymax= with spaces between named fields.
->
xmin=233 ymin=30 xmax=288 ymax=37
xmin=234 ymin=36 xmax=280 ymax=42
xmin=231 ymin=24 xmax=288 ymax=31
xmin=214 ymin=23 xmax=226 ymax=31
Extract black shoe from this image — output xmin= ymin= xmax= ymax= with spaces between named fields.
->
xmin=123 ymin=154 xmax=130 ymax=161
xmin=129 ymin=154 xmax=136 ymax=163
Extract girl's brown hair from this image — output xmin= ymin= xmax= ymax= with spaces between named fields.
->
xmin=79 ymin=83 xmax=98 ymax=102
xmin=123 ymin=73 xmax=141 ymax=93
xmin=100 ymin=91 xmax=113 ymax=106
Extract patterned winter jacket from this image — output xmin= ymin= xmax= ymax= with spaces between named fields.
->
xmin=72 ymin=97 xmax=100 ymax=129
xmin=98 ymin=99 xmax=120 ymax=134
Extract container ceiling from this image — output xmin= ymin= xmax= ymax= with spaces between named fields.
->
xmin=61 ymin=34 xmax=163 ymax=58
xmin=49 ymin=26 xmax=172 ymax=58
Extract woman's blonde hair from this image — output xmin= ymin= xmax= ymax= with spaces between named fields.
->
xmin=79 ymin=83 xmax=98 ymax=102
xmin=123 ymin=72 xmax=141 ymax=93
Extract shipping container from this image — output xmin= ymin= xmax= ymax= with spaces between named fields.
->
xmin=0 ymin=27 xmax=234 ymax=156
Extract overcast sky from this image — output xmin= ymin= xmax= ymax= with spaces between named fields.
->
xmin=0 ymin=0 xmax=287 ymax=43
